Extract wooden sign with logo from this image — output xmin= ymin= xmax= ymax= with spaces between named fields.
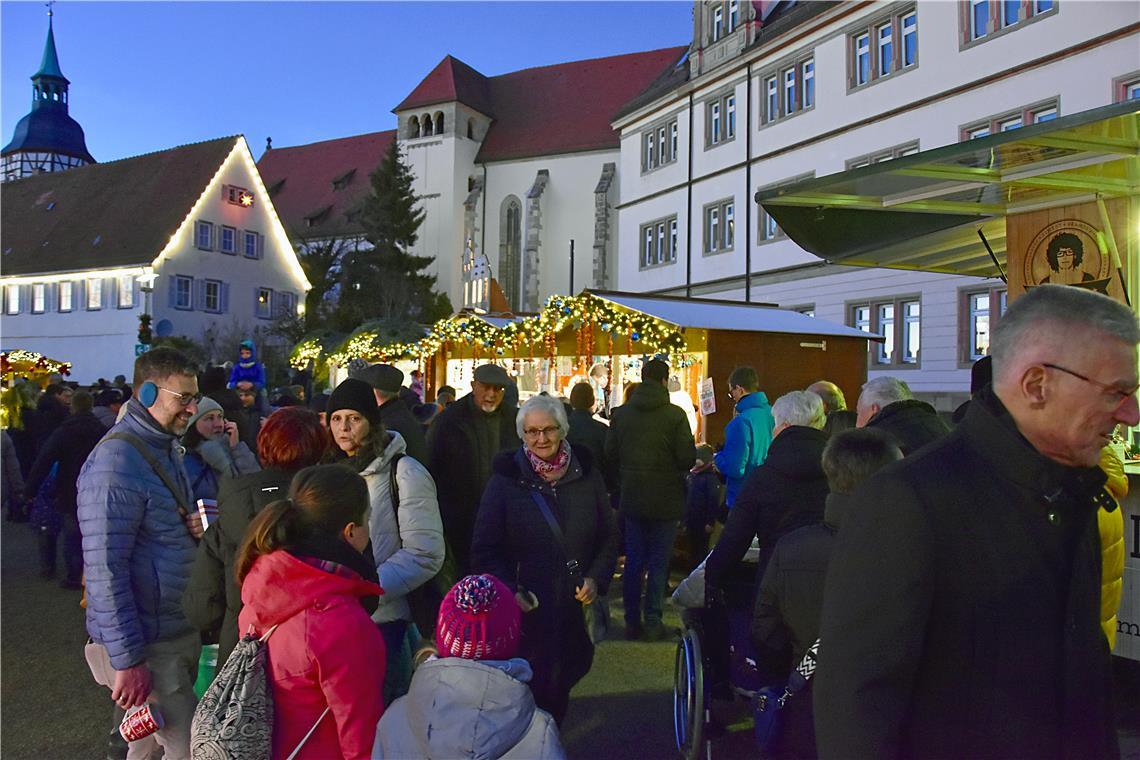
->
xmin=1006 ymin=198 xmax=1131 ymax=304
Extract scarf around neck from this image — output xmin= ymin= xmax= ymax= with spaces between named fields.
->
xmin=525 ymin=440 xmax=571 ymax=483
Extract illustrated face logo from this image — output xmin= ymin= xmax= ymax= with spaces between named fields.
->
xmin=1024 ymin=219 xmax=1110 ymax=294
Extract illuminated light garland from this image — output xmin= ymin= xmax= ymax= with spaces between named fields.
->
xmin=298 ymin=293 xmax=689 ymax=373
xmin=1 ymin=350 xmax=72 ymax=378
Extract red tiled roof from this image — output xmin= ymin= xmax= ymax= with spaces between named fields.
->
xmin=477 ymin=47 xmax=687 ymax=162
xmin=394 ymin=55 xmax=494 ymax=117
xmin=256 ymin=129 xmax=396 ymax=240
xmin=1 ymin=136 xmax=240 ymax=276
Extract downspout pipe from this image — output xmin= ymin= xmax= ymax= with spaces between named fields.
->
xmin=745 ymin=62 xmax=752 ymax=302
xmin=686 ymin=92 xmax=694 ymax=298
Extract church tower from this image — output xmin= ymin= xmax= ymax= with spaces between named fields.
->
xmin=2 ymin=9 xmax=95 ymax=183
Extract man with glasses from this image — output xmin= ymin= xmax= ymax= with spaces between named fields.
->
xmin=426 ymin=363 xmax=520 ymax=576
xmin=714 ymin=366 xmax=774 ymax=511
xmin=78 ymin=347 xmax=205 ymax=760
xmin=815 ymin=285 xmax=1136 ymax=759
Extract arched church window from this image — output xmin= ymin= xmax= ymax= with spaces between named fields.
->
xmin=422 ymin=114 xmax=433 ymax=136
xmin=467 ymin=118 xmax=476 ymax=139
xmin=434 ymin=111 xmax=445 ymax=134
xmin=499 ymin=196 xmax=523 ymax=311
xmin=409 ymin=115 xmax=420 ymax=138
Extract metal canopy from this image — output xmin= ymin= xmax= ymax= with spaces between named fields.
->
xmin=756 ymin=101 xmax=1139 ymax=275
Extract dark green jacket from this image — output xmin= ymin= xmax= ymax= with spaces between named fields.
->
xmin=604 ymin=381 xmax=695 ymax=522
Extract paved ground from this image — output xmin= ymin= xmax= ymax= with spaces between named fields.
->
xmin=3 ymin=520 xmax=1134 ymax=759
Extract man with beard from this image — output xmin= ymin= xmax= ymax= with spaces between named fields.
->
xmin=77 ymin=348 xmax=205 ymax=760
xmin=426 ymin=364 xmax=520 ymax=576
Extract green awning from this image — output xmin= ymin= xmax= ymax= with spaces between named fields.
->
xmin=756 ymin=101 xmax=1139 ymax=275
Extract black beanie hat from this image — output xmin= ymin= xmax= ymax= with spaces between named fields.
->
xmin=327 ymin=378 xmax=381 ymax=427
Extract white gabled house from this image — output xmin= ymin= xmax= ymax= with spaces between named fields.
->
xmin=1 ymin=135 xmax=310 ymax=382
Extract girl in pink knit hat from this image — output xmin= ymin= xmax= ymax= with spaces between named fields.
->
xmin=372 ymin=574 xmax=566 ymax=759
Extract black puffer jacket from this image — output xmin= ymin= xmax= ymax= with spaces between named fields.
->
xmin=24 ymin=411 xmax=107 ymax=514
xmin=866 ymin=399 xmax=948 ymax=456
xmin=704 ymin=426 xmax=829 ymax=594
xmin=604 ymin=381 xmax=695 ymax=522
xmin=182 ymin=468 xmax=293 ymax=662
xmin=566 ymin=408 xmax=610 ymax=489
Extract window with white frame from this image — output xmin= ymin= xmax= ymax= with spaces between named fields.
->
xmin=204 ymin=280 xmax=222 ymax=313
xmin=729 ymin=0 xmax=739 ymax=31
xmin=640 ymin=216 xmax=679 ymax=269
xmin=960 ymin=285 xmax=1007 ymax=363
xmin=758 ymin=173 xmax=814 ymax=242
xmin=762 ymin=54 xmax=815 ymax=124
xmin=195 ymin=220 xmax=213 ymax=250
xmin=963 ymin=0 xmax=1056 ymax=43
xmin=849 ymin=296 xmax=922 ymax=367
xmin=172 ymin=275 xmax=192 ymax=310
xmin=5 ymin=284 xmax=18 ymax=315
xmin=1114 ymin=72 xmax=1140 ymax=102
xmin=706 ymin=92 xmax=736 ymax=147
xmin=58 ymin=281 xmax=73 ymax=312
xmin=244 ymin=230 xmax=260 ymax=258
xmin=847 ymin=141 xmax=920 ymax=169
xmin=961 ymin=99 xmax=1059 ymax=140
xmin=712 ymin=5 xmax=724 ymax=41
xmin=642 ymin=118 xmax=679 ymax=172
xmin=850 ymin=6 xmax=918 ymax=89
xmin=704 ymin=198 xmax=735 ymax=254
xmin=117 ymin=275 xmax=134 ymax=308
xmin=277 ymin=291 xmax=297 ymax=318
xmin=792 ymin=304 xmax=816 ymax=318
xmin=87 ymin=278 xmax=103 ymax=310
xmin=220 ymin=226 xmax=237 ymax=255
xmin=32 ymin=283 xmax=46 ymax=313
xmin=256 ymin=287 xmax=273 ymax=319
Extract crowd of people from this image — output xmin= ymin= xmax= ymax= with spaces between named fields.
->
xmin=0 ymin=283 xmax=1135 ymax=759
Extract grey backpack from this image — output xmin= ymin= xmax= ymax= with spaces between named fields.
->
xmin=191 ymin=624 xmax=327 ymax=760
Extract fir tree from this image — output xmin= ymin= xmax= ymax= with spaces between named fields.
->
xmin=342 ymin=140 xmax=452 ymax=323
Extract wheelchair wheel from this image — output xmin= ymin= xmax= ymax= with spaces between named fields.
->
xmin=673 ymin=626 xmax=706 ymax=760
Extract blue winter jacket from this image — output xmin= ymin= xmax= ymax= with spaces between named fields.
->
xmin=227 ymin=342 xmax=267 ymax=390
xmin=713 ymin=391 xmax=774 ymax=508
xmin=77 ymin=399 xmax=197 ymax=670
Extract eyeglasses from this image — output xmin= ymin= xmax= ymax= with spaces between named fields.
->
xmin=523 ymin=426 xmax=561 ymax=439
xmin=1042 ymin=363 xmax=1139 ymax=409
xmin=159 ymin=387 xmax=202 ymax=407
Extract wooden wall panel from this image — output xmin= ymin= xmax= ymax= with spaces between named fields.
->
xmin=704 ymin=330 xmax=869 ymax=446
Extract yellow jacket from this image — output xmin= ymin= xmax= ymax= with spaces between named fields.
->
xmin=1098 ymin=446 xmax=1127 ymax=650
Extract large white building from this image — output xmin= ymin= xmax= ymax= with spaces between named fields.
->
xmin=1 ymin=136 xmax=310 ymax=382
xmin=614 ymin=0 xmax=1140 ymax=410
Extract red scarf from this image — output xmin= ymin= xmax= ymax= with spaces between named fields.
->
xmin=525 ymin=440 xmax=571 ymax=483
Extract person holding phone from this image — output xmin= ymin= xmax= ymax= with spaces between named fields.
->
xmin=181 ymin=396 xmax=259 ymax=503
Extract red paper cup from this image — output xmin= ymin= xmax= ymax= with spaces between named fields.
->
xmin=120 ymin=704 xmax=164 ymax=742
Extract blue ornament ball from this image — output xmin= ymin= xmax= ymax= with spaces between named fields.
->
xmin=632 ymin=332 xmax=641 ymax=341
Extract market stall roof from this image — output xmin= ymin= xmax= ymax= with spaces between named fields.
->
xmin=756 ymin=101 xmax=1139 ymax=276
xmin=590 ymin=290 xmax=882 ymax=341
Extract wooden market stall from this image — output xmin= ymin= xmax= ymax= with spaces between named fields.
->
xmin=304 ymin=290 xmax=878 ymax=446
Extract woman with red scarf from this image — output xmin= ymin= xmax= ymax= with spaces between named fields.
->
xmin=471 ymin=394 xmax=619 ymax=726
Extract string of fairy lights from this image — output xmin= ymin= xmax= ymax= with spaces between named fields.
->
xmin=292 ymin=293 xmax=693 ymax=372
xmin=1 ymin=350 xmax=72 ymax=379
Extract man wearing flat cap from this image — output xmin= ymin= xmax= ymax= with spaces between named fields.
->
xmin=426 ymin=363 xmax=520 ymax=576
xmin=350 ymin=363 xmax=428 ymax=464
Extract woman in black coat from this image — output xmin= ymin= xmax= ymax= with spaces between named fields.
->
xmin=182 ymin=407 xmax=328 ymax=663
xmin=471 ymin=394 xmax=619 ymax=726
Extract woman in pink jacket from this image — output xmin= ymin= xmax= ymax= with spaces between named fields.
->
xmin=237 ymin=464 xmax=386 ymax=760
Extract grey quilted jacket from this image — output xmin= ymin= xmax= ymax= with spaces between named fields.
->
xmin=77 ymin=399 xmax=197 ymax=670
xmin=373 ymin=657 xmax=565 ymax=759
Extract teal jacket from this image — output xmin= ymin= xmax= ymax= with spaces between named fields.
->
xmin=714 ymin=392 xmax=774 ymax=508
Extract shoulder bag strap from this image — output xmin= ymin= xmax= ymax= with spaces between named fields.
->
xmin=285 ymin=707 xmax=330 ymax=760
xmin=785 ymin=638 xmax=820 ymax=695
xmin=387 ymin=453 xmax=405 ymax=538
xmin=101 ymin=432 xmax=192 ymax=518
xmin=528 ymin=489 xmax=568 ymax=553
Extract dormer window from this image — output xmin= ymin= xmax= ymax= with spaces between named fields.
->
xmin=332 ymin=169 xmax=356 ymax=191
xmin=304 ymin=206 xmax=332 ymax=228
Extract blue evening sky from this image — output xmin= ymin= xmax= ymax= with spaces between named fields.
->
xmin=2 ymin=1 xmax=691 ymax=163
